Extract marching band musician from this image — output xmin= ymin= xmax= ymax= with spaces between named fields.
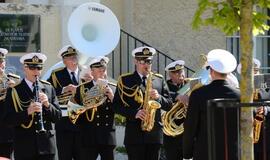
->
xmin=0 ymin=48 xmax=20 ymax=159
xmin=238 ymin=58 xmax=270 ymax=160
xmin=71 ymin=56 xmax=116 ymax=160
xmin=163 ymin=60 xmax=186 ymax=160
xmin=47 ymin=45 xmax=84 ymax=160
xmin=113 ymin=46 xmax=173 ymax=160
xmin=3 ymin=52 xmax=61 ymax=160
xmin=183 ymin=49 xmax=240 ymax=160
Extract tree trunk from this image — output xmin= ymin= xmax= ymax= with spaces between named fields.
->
xmin=240 ymin=0 xmax=254 ymax=160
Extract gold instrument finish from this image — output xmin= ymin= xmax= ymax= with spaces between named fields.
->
xmin=0 ymin=73 xmax=20 ymax=101
xmin=162 ymin=77 xmax=205 ymax=137
xmin=162 ymin=102 xmax=186 ymax=137
xmin=253 ymin=89 xmax=264 ymax=144
xmin=57 ymin=92 xmax=73 ymax=105
xmin=68 ymin=80 xmax=107 ymax=124
xmin=141 ymin=73 xmax=161 ymax=132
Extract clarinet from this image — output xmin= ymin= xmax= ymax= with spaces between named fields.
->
xmin=34 ymin=76 xmax=46 ymax=133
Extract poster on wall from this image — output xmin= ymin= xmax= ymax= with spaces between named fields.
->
xmin=0 ymin=14 xmax=40 ymax=52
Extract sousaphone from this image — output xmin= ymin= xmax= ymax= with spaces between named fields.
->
xmin=66 ymin=2 xmax=120 ymax=123
xmin=68 ymin=2 xmax=120 ymax=58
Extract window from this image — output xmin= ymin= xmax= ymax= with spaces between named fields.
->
xmin=226 ymin=9 xmax=270 ymax=73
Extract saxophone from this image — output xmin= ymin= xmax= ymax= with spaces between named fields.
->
xmin=253 ymin=88 xmax=264 ymax=143
xmin=141 ymin=72 xmax=161 ymax=132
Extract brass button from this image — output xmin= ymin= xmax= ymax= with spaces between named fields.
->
xmin=44 ymin=121 xmax=46 ymax=123
xmin=34 ymin=121 xmax=37 ymax=124
xmin=105 ymin=115 xmax=108 ymax=118
xmin=97 ymin=115 xmax=100 ymax=118
xmin=97 ymin=123 xmax=100 ymax=126
xmin=106 ymin=107 xmax=109 ymax=110
xmin=105 ymin=123 xmax=108 ymax=126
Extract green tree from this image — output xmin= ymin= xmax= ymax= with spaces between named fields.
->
xmin=192 ymin=0 xmax=270 ymax=159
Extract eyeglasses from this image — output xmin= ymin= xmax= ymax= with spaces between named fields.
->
xmin=28 ymin=66 xmax=43 ymax=70
xmin=138 ymin=59 xmax=152 ymax=65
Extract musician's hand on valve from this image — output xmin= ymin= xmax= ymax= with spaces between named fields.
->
xmin=135 ymin=109 xmax=147 ymax=121
xmin=104 ymin=86 xmax=114 ymax=101
xmin=27 ymin=102 xmax=42 ymax=115
xmin=150 ymin=89 xmax=160 ymax=100
xmin=39 ymin=92 xmax=49 ymax=108
xmin=176 ymin=95 xmax=189 ymax=106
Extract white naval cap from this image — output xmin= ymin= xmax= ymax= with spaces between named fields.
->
xmin=207 ymin=49 xmax=237 ymax=74
xmin=0 ymin=48 xmax=8 ymax=59
xmin=20 ymin=52 xmax=47 ymax=67
xmin=89 ymin=56 xmax=109 ymax=68
xmin=57 ymin=45 xmax=78 ymax=59
xmin=165 ymin=60 xmax=185 ymax=72
xmin=132 ymin=46 xmax=156 ymax=59
xmin=237 ymin=58 xmax=261 ymax=74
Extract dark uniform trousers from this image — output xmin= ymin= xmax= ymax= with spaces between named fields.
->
xmin=113 ymin=71 xmax=173 ymax=160
xmin=73 ymin=81 xmax=116 ymax=160
xmin=254 ymin=89 xmax=270 ymax=160
xmin=183 ymin=80 xmax=240 ymax=160
xmin=3 ymin=79 xmax=61 ymax=160
xmin=164 ymin=79 xmax=185 ymax=160
xmin=0 ymin=99 xmax=13 ymax=158
xmin=47 ymin=67 xmax=85 ymax=160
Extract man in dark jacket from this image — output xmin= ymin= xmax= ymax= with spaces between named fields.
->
xmin=0 ymin=48 xmax=20 ymax=159
xmin=183 ymin=49 xmax=240 ymax=160
xmin=71 ymin=56 xmax=116 ymax=160
xmin=4 ymin=52 xmax=61 ymax=160
xmin=238 ymin=58 xmax=270 ymax=160
xmin=47 ymin=45 xmax=84 ymax=160
xmin=163 ymin=60 xmax=186 ymax=160
xmin=113 ymin=46 xmax=173 ymax=160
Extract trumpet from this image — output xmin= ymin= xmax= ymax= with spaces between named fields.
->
xmin=0 ymin=73 xmax=9 ymax=100
xmin=57 ymin=92 xmax=73 ymax=105
xmin=0 ymin=72 xmax=20 ymax=101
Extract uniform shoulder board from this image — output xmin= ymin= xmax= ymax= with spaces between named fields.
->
xmin=108 ymin=81 xmax=117 ymax=87
xmin=153 ymin=73 xmax=163 ymax=78
xmin=7 ymin=73 xmax=20 ymax=79
xmin=119 ymin=72 xmax=133 ymax=78
xmin=40 ymin=80 xmax=51 ymax=85
xmin=52 ymin=67 xmax=65 ymax=73
xmin=13 ymin=80 xmax=22 ymax=87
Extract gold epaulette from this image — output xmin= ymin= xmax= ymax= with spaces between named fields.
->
xmin=119 ymin=72 xmax=133 ymax=79
xmin=153 ymin=72 xmax=163 ymax=78
xmin=40 ymin=79 xmax=51 ymax=85
xmin=7 ymin=73 xmax=20 ymax=79
xmin=51 ymin=67 xmax=65 ymax=88
xmin=52 ymin=67 xmax=65 ymax=73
